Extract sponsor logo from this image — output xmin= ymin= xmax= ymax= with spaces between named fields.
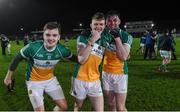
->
xmin=46 ymin=61 xmax=50 ymax=64
xmin=29 ymin=90 xmax=32 ymax=94
xmin=33 ymin=59 xmax=59 ymax=68
xmin=91 ymin=43 xmax=105 ymax=58
xmin=36 ymin=54 xmax=44 ymax=58
xmin=47 ymin=56 xmax=51 ymax=60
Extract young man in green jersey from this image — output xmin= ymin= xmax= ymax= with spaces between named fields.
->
xmin=102 ymin=10 xmax=133 ymax=111
xmin=70 ymin=12 xmax=112 ymax=111
xmin=4 ymin=22 xmax=77 ymax=111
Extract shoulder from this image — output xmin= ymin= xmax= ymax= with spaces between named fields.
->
xmin=77 ymin=29 xmax=91 ymax=44
xmin=30 ymin=40 xmax=43 ymax=45
xmin=56 ymin=43 xmax=72 ymax=57
xmin=120 ymin=29 xmax=132 ymax=37
xmin=56 ymin=43 xmax=70 ymax=52
xmin=27 ymin=40 xmax=43 ymax=50
xmin=57 ymin=43 xmax=66 ymax=49
xmin=120 ymin=29 xmax=133 ymax=39
xmin=80 ymin=29 xmax=91 ymax=38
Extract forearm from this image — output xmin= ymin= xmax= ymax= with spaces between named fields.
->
xmin=9 ymin=53 xmax=24 ymax=71
xmin=78 ymin=30 xmax=100 ymax=64
xmin=4 ymin=69 xmax=14 ymax=87
xmin=78 ymin=43 xmax=92 ymax=64
xmin=5 ymin=70 xmax=14 ymax=80
xmin=114 ymin=38 xmax=129 ymax=61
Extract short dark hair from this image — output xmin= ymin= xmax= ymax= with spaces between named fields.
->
xmin=106 ymin=10 xmax=120 ymax=19
xmin=92 ymin=12 xmax=105 ymax=21
xmin=162 ymin=29 xmax=169 ymax=35
xmin=43 ymin=22 xmax=61 ymax=34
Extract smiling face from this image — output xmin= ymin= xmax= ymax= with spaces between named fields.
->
xmin=43 ymin=28 xmax=60 ymax=49
xmin=90 ymin=19 xmax=105 ymax=34
xmin=106 ymin=15 xmax=121 ymax=30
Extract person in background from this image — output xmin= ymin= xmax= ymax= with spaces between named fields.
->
xmin=136 ymin=32 xmax=146 ymax=54
xmin=158 ymin=29 xmax=172 ymax=72
xmin=23 ymin=34 xmax=30 ymax=46
xmin=170 ymin=28 xmax=177 ymax=60
xmin=1 ymin=34 xmax=9 ymax=55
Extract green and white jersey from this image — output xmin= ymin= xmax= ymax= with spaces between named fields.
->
xmin=103 ymin=28 xmax=133 ymax=75
xmin=20 ymin=40 xmax=72 ymax=81
xmin=73 ymin=30 xmax=112 ymax=82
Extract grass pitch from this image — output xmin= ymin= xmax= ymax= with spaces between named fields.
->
xmin=0 ymin=38 xmax=180 ymax=111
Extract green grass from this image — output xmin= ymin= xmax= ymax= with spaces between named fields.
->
xmin=0 ymin=38 xmax=180 ymax=111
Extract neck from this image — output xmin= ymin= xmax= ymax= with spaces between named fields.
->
xmin=44 ymin=43 xmax=56 ymax=52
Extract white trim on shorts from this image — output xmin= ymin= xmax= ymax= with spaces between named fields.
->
xmin=70 ymin=77 xmax=103 ymax=100
xmin=160 ymin=50 xmax=171 ymax=59
xmin=140 ymin=43 xmax=145 ymax=47
xmin=102 ymin=71 xmax=128 ymax=93
xmin=26 ymin=77 xmax=65 ymax=109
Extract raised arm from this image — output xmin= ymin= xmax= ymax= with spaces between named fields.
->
xmin=78 ymin=30 xmax=101 ymax=64
xmin=110 ymin=29 xmax=132 ymax=61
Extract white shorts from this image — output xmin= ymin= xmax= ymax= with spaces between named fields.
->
xmin=70 ymin=77 xmax=103 ymax=100
xmin=7 ymin=44 xmax=11 ymax=48
xmin=140 ymin=43 xmax=145 ymax=47
xmin=102 ymin=71 xmax=128 ymax=93
xmin=160 ymin=50 xmax=171 ymax=59
xmin=26 ymin=77 xmax=65 ymax=109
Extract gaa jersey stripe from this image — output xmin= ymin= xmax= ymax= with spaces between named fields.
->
xmin=33 ymin=59 xmax=60 ymax=69
xmin=20 ymin=41 xmax=72 ymax=81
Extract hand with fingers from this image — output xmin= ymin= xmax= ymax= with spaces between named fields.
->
xmin=109 ymin=28 xmax=120 ymax=38
xmin=91 ymin=30 xmax=101 ymax=43
xmin=4 ymin=76 xmax=15 ymax=92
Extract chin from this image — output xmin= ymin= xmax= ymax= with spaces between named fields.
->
xmin=47 ymin=44 xmax=55 ymax=47
xmin=98 ymin=30 xmax=103 ymax=33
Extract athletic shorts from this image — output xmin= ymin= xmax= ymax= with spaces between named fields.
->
xmin=102 ymin=71 xmax=128 ymax=93
xmin=140 ymin=43 xmax=145 ymax=47
xmin=70 ymin=77 xmax=103 ymax=100
xmin=26 ymin=77 xmax=65 ymax=109
xmin=160 ymin=50 xmax=171 ymax=59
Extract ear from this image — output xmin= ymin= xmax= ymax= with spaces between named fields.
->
xmin=118 ymin=18 xmax=121 ymax=25
xmin=90 ymin=23 xmax=92 ymax=29
xmin=58 ymin=35 xmax=60 ymax=40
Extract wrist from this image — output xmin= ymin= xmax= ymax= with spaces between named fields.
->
xmin=113 ymin=35 xmax=120 ymax=38
xmin=114 ymin=37 xmax=122 ymax=43
xmin=87 ymin=41 xmax=94 ymax=47
xmin=114 ymin=36 xmax=120 ymax=40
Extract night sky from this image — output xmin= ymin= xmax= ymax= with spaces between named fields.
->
xmin=0 ymin=0 xmax=179 ymax=35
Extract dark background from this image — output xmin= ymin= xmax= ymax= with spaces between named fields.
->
xmin=0 ymin=0 xmax=179 ymax=35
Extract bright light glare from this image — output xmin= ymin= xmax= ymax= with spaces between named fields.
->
xmin=151 ymin=23 xmax=154 ymax=27
xmin=79 ymin=23 xmax=82 ymax=27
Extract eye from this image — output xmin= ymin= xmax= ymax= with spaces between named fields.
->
xmin=45 ymin=33 xmax=51 ymax=37
xmin=113 ymin=19 xmax=118 ymax=22
xmin=52 ymin=34 xmax=58 ymax=37
xmin=45 ymin=33 xmax=58 ymax=37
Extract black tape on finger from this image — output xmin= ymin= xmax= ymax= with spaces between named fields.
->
xmin=109 ymin=29 xmax=120 ymax=38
